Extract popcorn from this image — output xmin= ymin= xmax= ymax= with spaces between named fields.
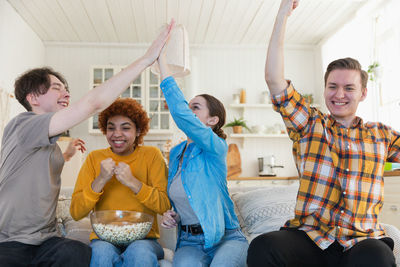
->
xmin=93 ymin=222 xmax=152 ymax=246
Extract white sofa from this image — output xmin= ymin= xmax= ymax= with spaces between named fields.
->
xmin=57 ymin=183 xmax=400 ymax=266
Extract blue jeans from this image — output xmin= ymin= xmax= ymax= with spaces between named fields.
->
xmin=90 ymin=239 xmax=164 ymax=267
xmin=173 ymin=228 xmax=248 ymax=267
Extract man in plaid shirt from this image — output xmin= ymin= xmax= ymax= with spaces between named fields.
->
xmin=247 ymin=0 xmax=400 ymax=266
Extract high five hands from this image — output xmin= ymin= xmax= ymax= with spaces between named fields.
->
xmin=142 ymin=19 xmax=175 ymax=66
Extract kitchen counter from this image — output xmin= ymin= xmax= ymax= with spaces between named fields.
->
xmin=228 ymin=176 xmax=298 ymax=181
xmin=384 ymin=170 xmax=400 ymax=177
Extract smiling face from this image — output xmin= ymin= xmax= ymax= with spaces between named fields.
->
xmin=28 ymin=74 xmax=70 ymax=114
xmin=106 ymin=115 xmax=138 ymax=156
xmin=188 ymin=96 xmax=218 ymax=127
xmin=324 ymin=69 xmax=367 ymax=127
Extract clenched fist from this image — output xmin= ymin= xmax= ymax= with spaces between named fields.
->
xmin=115 ymin=162 xmax=142 ymax=194
xmin=99 ymin=158 xmax=116 ymax=181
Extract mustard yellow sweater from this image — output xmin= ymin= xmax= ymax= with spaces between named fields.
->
xmin=70 ymin=146 xmax=170 ymax=240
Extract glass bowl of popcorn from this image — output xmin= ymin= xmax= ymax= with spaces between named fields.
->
xmin=90 ymin=210 xmax=154 ymax=247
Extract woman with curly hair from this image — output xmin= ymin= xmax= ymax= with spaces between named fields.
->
xmin=70 ymin=98 xmax=171 ymax=267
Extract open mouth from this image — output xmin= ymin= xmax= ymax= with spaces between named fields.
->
xmin=332 ymin=101 xmax=347 ymax=106
xmin=58 ymin=101 xmax=69 ymax=107
xmin=112 ymin=140 xmax=126 ymax=148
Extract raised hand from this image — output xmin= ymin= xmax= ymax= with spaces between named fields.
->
xmin=63 ymin=138 xmax=86 ymax=161
xmin=161 ymin=210 xmax=181 ymax=229
xmin=142 ymin=19 xmax=175 ymax=66
xmin=114 ymin=162 xmax=142 ymax=194
xmin=157 ymin=40 xmax=171 ymax=80
xmin=278 ymin=0 xmax=299 ymax=17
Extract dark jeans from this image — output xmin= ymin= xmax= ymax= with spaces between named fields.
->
xmin=247 ymin=228 xmax=396 ymax=267
xmin=0 ymin=236 xmax=91 ymax=267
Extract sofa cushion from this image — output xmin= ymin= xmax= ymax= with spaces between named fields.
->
xmin=56 ymin=194 xmax=72 ymax=223
xmin=56 ymin=190 xmax=92 ymax=245
xmin=381 ymin=223 xmax=400 ymax=266
xmin=64 ymin=217 xmax=92 ymax=245
xmin=231 ymin=184 xmax=298 ymax=235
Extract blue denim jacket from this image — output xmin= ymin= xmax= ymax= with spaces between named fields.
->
xmin=160 ymin=76 xmax=240 ymax=248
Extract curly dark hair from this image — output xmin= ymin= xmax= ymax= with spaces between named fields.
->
xmin=14 ymin=67 xmax=68 ymax=111
xmin=98 ymin=98 xmax=150 ymax=146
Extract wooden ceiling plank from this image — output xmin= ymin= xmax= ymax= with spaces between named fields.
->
xmin=176 ymin=0 xmax=191 ymax=27
xmin=46 ymin=0 xmax=81 ymax=42
xmin=223 ymin=0 xmax=250 ymax=44
xmin=245 ymin=0 xmax=279 ymax=44
xmin=143 ymin=0 xmax=157 ymax=42
xmin=131 ymin=0 xmax=147 ymax=43
xmin=11 ymin=0 xmax=51 ymax=41
xmin=286 ymin=0 xmax=325 ymax=44
xmin=30 ymin=0 xmax=71 ymax=42
xmin=194 ymin=0 xmax=216 ymax=44
xmin=295 ymin=0 xmax=344 ymax=45
xmin=186 ymin=0 xmax=203 ymax=43
xmin=154 ymin=0 xmax=167 ymax=31
xmin=309 ymin=1 xmax=362 ymax=45
xmin=81 ymin=0 xmax=118 ymax=42
xmin=254 ymin=0 xmax=311 ymax=45
xmin=56 ymin=0 xmax=99 ymax=42
xmin=236 ymin=0 xmax=265 ymax=44
xmin=8 ymin=0 xmax=376 ymax=46
xmin=166 ymin=0 xmax=179 ymax=24
xmin=203 ymin=0 xmax=227 ymax=43
xmin=106 ymin=0 xmax=137 ymax=43
xmin=212 ymin=0 xmax=239 ymax=43
xmin=283 ymin=0 xmax=315 ymax=40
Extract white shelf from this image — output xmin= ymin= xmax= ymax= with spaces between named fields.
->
xmin=230 ymin=103 xmax=273 ymax=108
xmin=230 ymin=133 xmax=288 ymax=138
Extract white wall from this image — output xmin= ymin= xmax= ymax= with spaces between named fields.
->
xmin=45 ymin=43 xmax=318 ymax=177
xmin=0 ymin=0 xmax=45 ymax=118
xmin=319 ymin=13 xmax=376 ymax=123
xmin=318 ymin=0 xmax=400 ymax=127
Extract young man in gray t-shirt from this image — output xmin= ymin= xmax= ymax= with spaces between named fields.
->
xmin=0 ymin=21 xmax=174 ymax=266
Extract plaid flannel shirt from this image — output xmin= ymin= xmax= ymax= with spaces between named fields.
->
xmin=272 ymin=82 xmax=400 ymax=250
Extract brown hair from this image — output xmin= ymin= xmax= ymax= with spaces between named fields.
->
xmin=197 ymin=94 xmax=227 ymax=140
xmin=14 ymin=67 xmax=68 ymax=111
xmin=324 ymin=57 xmax=368 ymax=89
xmin=98 ymin=98 xmax=150 ymax=146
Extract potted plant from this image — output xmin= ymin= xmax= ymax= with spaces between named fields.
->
xmin=225 ymin=117 xmax=251 ymax=134
xmin=367 ymin=61 xmax=380 ymax=82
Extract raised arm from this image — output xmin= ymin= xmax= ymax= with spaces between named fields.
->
xmin=265 ymin=0 xmax=298 ymax=95
xmin=49 ymin=21 xmax=175 ymax=137
xmin=158 ymin=52 xmax=226 ymax=156
xmin=158 ymin=45 xmax=171 ymax=81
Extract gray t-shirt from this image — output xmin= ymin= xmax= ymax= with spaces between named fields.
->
xmin=0 ymin=112 xmax=63 ymax=245
xmin=169 ymin=163 xmax=200 ymax=225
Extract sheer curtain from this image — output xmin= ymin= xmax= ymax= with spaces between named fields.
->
xmin=0 ymin=88 xmax=12 ymax=149
xmin=374 ymin=0 xmax=400 ymax=131
xmin=320 ymin=0 xmax=400 ymax=130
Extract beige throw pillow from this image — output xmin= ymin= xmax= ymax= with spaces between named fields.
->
xmin=231 ymin=185 xmax=298 ymax=234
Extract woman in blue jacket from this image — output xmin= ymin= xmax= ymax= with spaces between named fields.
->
xmin=158 ymin=56 xmax=248 ymax=266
